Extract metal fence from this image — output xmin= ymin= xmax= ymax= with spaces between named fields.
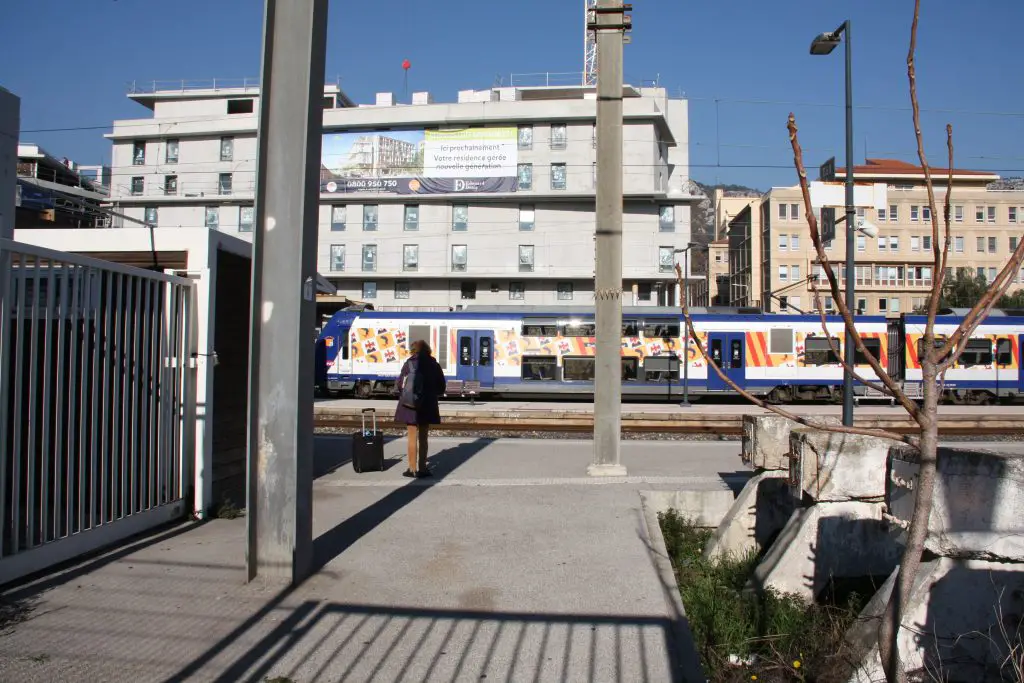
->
xmin=0 ymin=239 xmax=197 ymax=584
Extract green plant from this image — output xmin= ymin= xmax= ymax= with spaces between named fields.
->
xmin=215 ymin=498 xmax=243 ymax=520
xmin=659 ymin=509 xmax=867 ymax=682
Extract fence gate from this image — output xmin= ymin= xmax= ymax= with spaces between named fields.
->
xmin=0 ymin=239 xmax=197 ymax=584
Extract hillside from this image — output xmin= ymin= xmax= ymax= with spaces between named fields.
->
xmin=684 ymin=180 xmax=762 ymax=273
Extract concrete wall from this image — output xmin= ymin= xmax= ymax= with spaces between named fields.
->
xmin=0 ymin=86 xmax=18 ymax=239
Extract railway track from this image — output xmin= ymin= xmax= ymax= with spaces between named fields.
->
xmin=314 ymin=409 xmax=1024 ymax=437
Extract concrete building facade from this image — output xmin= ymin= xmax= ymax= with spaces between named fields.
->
xmin=723 ymin=159 xmax=1024 ymax=316
xmin=15 ymin=143 xmax=109 ymax=230
xmin=106 ymin=78 xmax=696 ymax=310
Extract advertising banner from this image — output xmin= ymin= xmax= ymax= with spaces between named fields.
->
xmin=320 ymin=127 xmax=518 ymax=195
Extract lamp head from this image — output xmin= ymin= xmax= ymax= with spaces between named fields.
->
xmin=810 ymin=31 xmax=841 ymax=55
xmin=856 ymin=217 xmax=879 ymax=238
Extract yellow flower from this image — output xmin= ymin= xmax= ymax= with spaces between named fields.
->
xmin=751 ymin=676 xmax=757 ymax=681
xmin=793 ymin=660 xmax=802 ymax=669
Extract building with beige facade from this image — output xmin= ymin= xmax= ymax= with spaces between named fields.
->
xmin=722 ymin=159 xmax=1024 ymax=316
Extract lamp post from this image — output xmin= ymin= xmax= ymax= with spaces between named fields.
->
xmin=675 ymin=242 xmax=700 ymax=408
xmin=810 ymin=20 xmax=855 ymax=427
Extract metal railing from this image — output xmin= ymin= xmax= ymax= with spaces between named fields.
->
xmin=0 ymin=239 xmax=197 ymax=584
xmin=127 ymin=75 xmax=342 ymax=95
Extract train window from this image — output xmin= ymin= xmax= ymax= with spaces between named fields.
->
xmin=341 ymin=335 xmax=349 ymax=360
xmin=438 ymin=325 xmax=449 ymax=367
xmin=803 ymin=337 xmax=840 ymax=365
xmin=522 ymin=318 xmax=558 ymax=336
xmin=522 ymin=355 xmax=557 ymax=381
xmin=642 ymin=320 xmax=680 ymax=338
xmin=643 ymin=355 xmax=680 ymax=382
xmin=459 ymin=336 xmax=473 ymax=366
xmin=730 ymin=340 xmax=743 ymax=368
xmin=563 ymin=357 xmax=596 ymax=381
xmin=769 ymin=328 xmax=794 ymax=355
xmin=711 ymin=339 xmax=723 ymax=367
xmin=916 ymin=337 xmax=948 ymax=365
xmin=854 ymin=337 xmax=883 ymax=365
xmin=409 ymin=324 xmax=431 ymax=352
xmin=479 ymin=337 xmax=492 ymax=366
xmin=959 ymin=339 xmax=993 ymax=367
xmin=622 ymin=357 xmax=639 ymax=381
xmin=562 ymin=321 xmax=597 ymax=337
xmin=997 ymin=338 xmax=1013 ymax=366
xmin=622 ymin=319 xmax=639 ymax=336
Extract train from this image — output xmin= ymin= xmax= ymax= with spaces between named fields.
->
xmin=314 ymin=305 xmax=1024 ymax=405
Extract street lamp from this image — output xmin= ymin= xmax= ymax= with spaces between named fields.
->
xmin=810 ymin=20 xmax=855 ymax=427
xmin=675 ymin=242 xmax=700 ymax=407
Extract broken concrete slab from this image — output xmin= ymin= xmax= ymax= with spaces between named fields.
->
xmin=752 ymin=500 xmax=901 ymax=603
xmin=888 ymin=445 xmax=1024 ymax=561
xmin=640 ymin=488 xmax=737 ymax=528
xmin=742 ymin=414 xmax=840 ymax=471
xmin=847 ymin=557 xmax=1024 ymax=683
xmin=703 ymin=471 xmax=796 ymax=562
xmin=790 ymin=430 xmax=893 ymax=502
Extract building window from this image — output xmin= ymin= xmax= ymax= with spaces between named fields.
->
xmin=130 ymin=176 xmax=144 ymax=196
xmin=518 ymin=163 xmax=533 ymax=190
xmin=404 ymin=205 xmax=419 ymax=231
xmin=977 ymin=236 xmax=985 ymax=253
xmin=922 ymin=235 xmax=932 ymax=251
xmin=205 ymin=206 xmax=219 ymax=229
xmin=824 ymin=238 xmax=833 ymax=250
xmin=165 ymin=139 xmax=179 ymax=164
xmin=658 ymin=246 xmax=674 ymax=273
xmin=362 ymin=281 xmax=377 ymax=299
xmin=890 ymin=236 xmax=899 ymax=251
xmin=878 ymin=207 xmax=887 ymax=221
xmin=550 ymin=163 xmax=567 ymax=190
xmin=988 ymin=206 xmax=997 ymax=223
xmin=220 ymin=137 xmax=233 ymax=162
xmin=778 ymin=234 xmax=788 ymax=251
xmin=659 ymin=206 xmax=674 ymax=232
xmin=790 ymin=204 xmax=799 ymax=220
xmin=144 ymin=206 xmax=158 ymax=225
xmin=331 ymin=205 xmax=346 ymax=231
xmin=877 ymin=236 xmax=887 ymax=251
xmin=451 ymin=244 xmax=467 ymax=272
xmin=955 ymin=205 xmax=964 ymax=222
xmin=509 ymin=281 xmax=525 ymax=300
xmin=910 ymin=205 xmax=919 ymax=222
xmin=218 ymin=172 xmax=232 ymax=195
xmin=518 ymin=125 xmax=533 ymax=150
xmin=778 ymin=203 xmax=788 ymax=220
xmin=778 ymin=264 xmax=788 ymax=282
xmin=557 ymin=282 xmax=573 ymax=300
xmin=791 ymin=264 xmax=800 ymax=281
xmin=452 ymin=204 xmax=468 ymax=231
xmin=1011 ymin=207 xmax=1018 ymax=223
xmin=132 ymin=141 xmax=145 ymax=165
xmin=855 ymin=265 xmax=872 ymax=286
xmin=955 ymin=236 xmax=964 ymax=253
xmin=519 ymin=205 xmax=535 ymax=231
xmin=1011 ymin=236 xmax=1019 ymax=252
xmin=857 ymin=235 xmax=866 ymax=252
xmin=239 ymin=205 xmax=254 ymax=232
xmin=550 ymin=123 xmax=567 ymax=149
xmin=888 ymin=204 xmax=898 ymax=222
xmin=227 ymin=98 xmax=254 ymax=114
xmin=976 ymin=206 xmax=985 ymax=222
xmin=363 ymin=205 xmax=378 ymax=231
xmin=394 ymin=281 xmax=410 ymax=299
xmin=791 ymin=234 xmax=800 ymax=250
xmin=330 ymin=245 xmax=345 ymax=271
xmin=878 ymin=298 xmax=888 ymax=313
xmin=519 ymin=245 xmax=534 ymax=272
xmin=402 ymin=244 xmax=419 ymax=271
xmin=362 ymin=244 xmax=376 ymax=271
xmin=989 ymin=266 xmax=997 ymax=281
xmin=824 ymin=296 xmax=834 ymax=312
xmin=923 ymin=206 xmax=931 ymax=221
xmin=164 ymin=175 xmax=178 ymax=195
xmin=637 ymin=282 xmax=652 ymax=301
xmin=989 ymin=236 xmax=997 ymax=253
xmin=911 ymin=236 xmax=920 ymax=252
xmin=460 ymin=282 xmax=477 ymax=300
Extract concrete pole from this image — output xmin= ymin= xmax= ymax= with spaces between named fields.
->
xmin=588 ymin=0 xmax=627 ymax=477
xmin=841 ymin=20 xmax=855 ymax=427
xmin=246 ymin=0 xmax=328 ymax=584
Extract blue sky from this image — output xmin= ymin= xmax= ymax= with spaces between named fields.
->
xmin=3 ymin=0 xmax=1023 ymax=190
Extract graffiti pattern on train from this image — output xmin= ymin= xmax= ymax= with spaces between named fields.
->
xmin=492 ymin=329 xmax=690 ymax=368
xmin=350 ymin=327 xmax=411 ymax=365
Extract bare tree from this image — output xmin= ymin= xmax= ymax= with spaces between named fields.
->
xmin=675 ymin=2 xmax=1024 ymax=681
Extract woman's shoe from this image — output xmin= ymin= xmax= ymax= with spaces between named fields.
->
xmin=416 ymin=468 xmax=433 ymax=478
xmin=402 ymin=469 xmax=415 ymax=478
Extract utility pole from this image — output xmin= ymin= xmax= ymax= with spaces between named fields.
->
xmin=587 ymin=0 xmax=631 ymax=477
xmin=246 ymin=0 xmax=329 ymax=584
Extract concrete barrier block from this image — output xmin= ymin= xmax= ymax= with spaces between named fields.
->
xmin=640 ymin=488 xmax=737 ymax=528
xmin=742 ymin=414 xmax=840 ymax=471
xmin=753 ymin=500 xmax=901 ymax=603
xmin=887 ymin=445 xmax=1024 ymax=561
xmin=704 ymin=471 xmax=796 ymax=561
xmin=790 ymin=430 xmax=892 ymax=502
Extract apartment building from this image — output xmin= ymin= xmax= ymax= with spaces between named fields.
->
xmin=723 ymin=159 xmax=1024 ymax=315
xmin=15 ymin=144 xmax=109 ymax=230
xmin=106 ymin=77 xmax=695 ymax=309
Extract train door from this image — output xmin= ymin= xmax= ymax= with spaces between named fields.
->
xmin=455 ymin=330 xmax=495 ymax=388
xmin=994 ymin=337 xmax=1012 ymax=396
xmin=707 ymin=332 xmax=745 ymax=391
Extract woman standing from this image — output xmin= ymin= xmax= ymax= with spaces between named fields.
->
xmin=395 ymin=340 xmax=446 ymax=478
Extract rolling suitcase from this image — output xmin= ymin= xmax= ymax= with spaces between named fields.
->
xmin=352 ymin=408 xmax=385 ymax=473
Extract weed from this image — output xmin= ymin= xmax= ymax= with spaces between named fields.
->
xmin=27 ymin=653 xmax=49 ymax=663
xmin=215 ymin=498 xmax=244 ymax=520
xmin=659 ymin=509 xmax=867 ymax=682
xmin=264 ymin=677 xmax=295 ymax=683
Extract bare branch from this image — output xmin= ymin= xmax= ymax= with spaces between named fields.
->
xmin=788 ymin=114 xmax=921 ymax=419
xmin=674 ymin=263 xmax=918 ymax=447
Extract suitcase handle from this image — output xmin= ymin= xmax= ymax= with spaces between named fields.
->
xmin=361 ymin=407 xmax=376 ymax=433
